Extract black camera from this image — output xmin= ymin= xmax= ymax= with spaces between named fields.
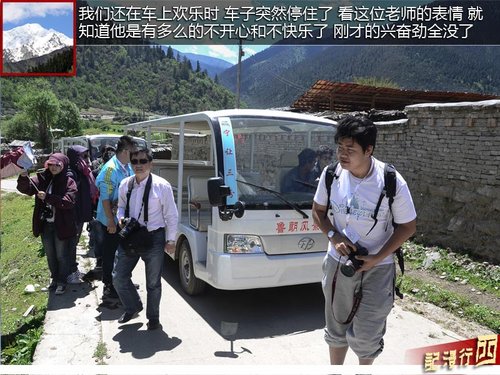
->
xmin=118 ymin=217 xmax=140 ymax=239
xmin=40 ymin=205 xmax=53 ymax=221
xmin=340 ymin=244 xmax=369 ymax=277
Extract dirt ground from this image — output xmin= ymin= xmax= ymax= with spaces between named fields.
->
xmin=396 ymin=268 xmax=498 ymax=338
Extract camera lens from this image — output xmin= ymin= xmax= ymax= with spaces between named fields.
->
xmin=340 ymin=263 xmax=356 ymax=277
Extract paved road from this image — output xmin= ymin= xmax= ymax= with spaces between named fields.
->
xmin=30 ymin=243 xmax=466 ymax=369
xmin=1 ymin=178 xmax=19 ymax=194
xmin=2 ymin=180 xmax=468 ymax=370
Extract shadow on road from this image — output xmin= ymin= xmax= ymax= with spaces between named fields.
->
xmin=112 ymin=323 xmax=182 ymax=359
xmin=46 ymin=281 xmax=96 ymax=311
xmin=162 ymin=256 xmax=325 ymax=341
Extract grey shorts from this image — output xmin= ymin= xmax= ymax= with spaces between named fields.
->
xmin=321 ymin=254 xmax=395 ymax=359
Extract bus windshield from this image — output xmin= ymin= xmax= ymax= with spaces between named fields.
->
xmin=231 ymin=116 xmax=336 ymax=209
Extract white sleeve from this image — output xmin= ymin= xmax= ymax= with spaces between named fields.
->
xmin=313 ymin=167 xmax=329 ymax=206
xmin=161 ymin=181 xmax=179 ymax=241
xmin=392 ymin=174 xmax=417 ymax=225
xmin=116 ymin=178 xmax=128 ymax=221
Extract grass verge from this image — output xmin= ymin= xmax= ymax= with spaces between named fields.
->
xmin=1 ymin=193 xmax=48 ymax=364
xmin=93 ymin=341 xmax=108 ymax=365
xmin=399 ymin=276 xmax=499 ymax=333
xmin=403 ymin=242 xmax=500 ymax=296
xmin=401 ymin=242 xmax=500 ymax=333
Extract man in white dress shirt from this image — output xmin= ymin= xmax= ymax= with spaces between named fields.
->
xmin=112 ymin=147 xmax=178 ymax=330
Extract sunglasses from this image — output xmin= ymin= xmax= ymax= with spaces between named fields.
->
xmin=131 ymin=158 xmax=149 ymax=165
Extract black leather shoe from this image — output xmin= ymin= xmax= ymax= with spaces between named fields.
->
xmin=118 ymin=307 xmax=143 ymax=324
xmin=147 ymin=319 xmax=162 ymax=330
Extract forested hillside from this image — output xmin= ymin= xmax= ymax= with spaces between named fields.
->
xmin=220 ymin=45 xmax=500 ymax=108
xmin=3 ymin=47 xmax=73 ymax=74
xmin=2 ymin=45 xmax=236 ymax=116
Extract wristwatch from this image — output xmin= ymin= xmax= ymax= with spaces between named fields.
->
xmin=327 ymin=230 xmax=336 ymax=240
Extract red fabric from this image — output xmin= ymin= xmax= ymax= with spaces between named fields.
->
xmin=0 ymin=147 xmax=24 ymax=169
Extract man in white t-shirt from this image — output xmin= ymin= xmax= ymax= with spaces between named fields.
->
xmin=312 ymin=115 xmax=417 ymax=365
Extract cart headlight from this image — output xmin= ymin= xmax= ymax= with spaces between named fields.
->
xmin=225 ymin=235 xmax=264 ymax=254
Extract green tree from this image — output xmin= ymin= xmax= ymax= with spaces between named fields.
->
xmin=21 ymin=91 xmax=60 ymax=151
xmin=55 ymin=99 xmax=82 ymax=136
xmin=4 ymin=113 xmax=37 ymax=141
xmin=166 ymin=46 xmax=174 ymax=59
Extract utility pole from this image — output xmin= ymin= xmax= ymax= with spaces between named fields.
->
xmin=236 ymin=38 xmax=244 ymax=109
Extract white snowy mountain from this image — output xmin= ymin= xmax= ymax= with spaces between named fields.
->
xmin=3 ymin=23 xmax=72 ymax=63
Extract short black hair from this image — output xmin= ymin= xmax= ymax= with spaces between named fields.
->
xmin=298 ymin=148 xmax=317 ymax=166
xmin=334 ymin=115 xmax=377 ymax=154
xmin=130 ymin=147 xmax=153 ymax=161
xmin=316 ymin=145 xmax=334 ymax=157
xmin=116 ymin=135 xmax=136 ymax=153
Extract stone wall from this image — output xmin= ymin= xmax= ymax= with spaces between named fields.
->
xmin=374 ymin=100 xmax=500 ymax=263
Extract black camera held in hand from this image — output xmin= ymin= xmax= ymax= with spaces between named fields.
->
xmin=40 ymin=204 xmax=53 ymax=221
xmin=119 ymin=217 xmax=152 ymax=255
xmin=118 ymin=217 xmax=141 ymax=239
xmin=340 ymin=243 xmax=369 ymax=277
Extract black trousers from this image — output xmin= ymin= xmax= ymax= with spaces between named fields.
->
xmin=97 ymin=222 xmax=120 ymax=286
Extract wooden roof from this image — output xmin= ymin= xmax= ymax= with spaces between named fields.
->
xmin=292 ymin=80 xmax=500 ymax=112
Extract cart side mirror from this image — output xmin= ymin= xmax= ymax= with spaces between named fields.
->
xmin=207 ymin=177 xmax=230 ymax=207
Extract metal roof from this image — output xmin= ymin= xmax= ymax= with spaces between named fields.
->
xmin=292 ymin=80 xmax=500 ymax=112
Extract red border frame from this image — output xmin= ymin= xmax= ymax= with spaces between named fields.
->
xmin=0 ymin=0 xmax=76 ymax=77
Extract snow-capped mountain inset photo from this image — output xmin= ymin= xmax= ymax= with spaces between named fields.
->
xmin=1 ymin=1 xmax=75 ymax=75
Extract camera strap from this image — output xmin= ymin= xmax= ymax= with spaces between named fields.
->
xmin=125 ymin=174 xmax=153 ymax=224
xmin=331 ymin=260 xmax=364 ymax=325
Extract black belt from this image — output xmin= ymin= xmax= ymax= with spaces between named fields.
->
xmin=150 ymin=227 xmax=165 ymax=233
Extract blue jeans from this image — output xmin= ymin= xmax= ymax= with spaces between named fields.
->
xmin=41 ymin=222 xmax=71 ymax=285
xmin=112 ymin=228 xmax=165 ymax=320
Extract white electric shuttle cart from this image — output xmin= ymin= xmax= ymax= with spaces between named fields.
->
xmin=126 ymin=109 xmax=337 ymax=295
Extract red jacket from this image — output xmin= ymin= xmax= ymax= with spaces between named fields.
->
xmin=17 ymin=166 xmax=78 ymax=240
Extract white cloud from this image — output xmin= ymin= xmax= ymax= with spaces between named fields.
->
xmin=244 ymin=47 xmax=258 ymax=57
xmin=208 ymin=45 xmax=237 ymax=62
xmin=4 ymin=2 xmax=72 ymax=24
xmin=174 ymin=45 xmax=199 ymax=54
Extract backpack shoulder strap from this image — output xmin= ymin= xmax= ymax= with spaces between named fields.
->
xmin=324 ymin=162 xmax=339 ymax=219
xmin=383 ymin=163 xmax=405 ymax=298
xmin=384 ymin=163 xmax=397 ymax=205
xmin=366 ymin=162 xmax=397 ymax=236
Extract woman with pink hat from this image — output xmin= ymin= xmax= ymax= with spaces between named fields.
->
xmin=17 ymin=153 xmax=78 ymax=295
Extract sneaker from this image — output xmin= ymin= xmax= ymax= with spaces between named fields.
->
xmin=147 ymin=319 xmax=162 ymax=331
xmin=67 ymin=271 xmax=83 ymax=284
xmin=55 ymin=285 xmax=66 ymax=295
xmin=102 ymin=284 xmax=119 ymax=300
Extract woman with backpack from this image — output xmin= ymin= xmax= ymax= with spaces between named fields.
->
xmin=66 ymin=145 xmax=99 ymax=283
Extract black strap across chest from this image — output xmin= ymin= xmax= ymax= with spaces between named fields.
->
xmin=125 ymin=174 xmax=153 ymax=223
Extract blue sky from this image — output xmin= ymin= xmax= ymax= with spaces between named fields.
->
xmin=3 ymin=2 xmax=73 ymax=38
xmin=174 ymin=44 xmax=270 ymax=65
